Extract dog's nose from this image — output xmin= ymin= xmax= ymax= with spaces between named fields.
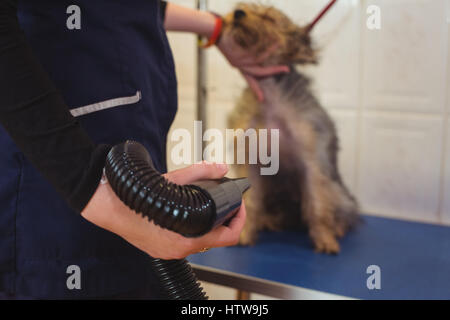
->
xmin=233 ymin=9 xmax=246 ymax=20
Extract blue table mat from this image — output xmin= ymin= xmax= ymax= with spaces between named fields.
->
xmin=189 ymin=215 xmax=450 ymax=299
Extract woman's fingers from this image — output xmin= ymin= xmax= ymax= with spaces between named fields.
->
xmin=164 ymin=161 xmax=228 ymax=185
xmin=226 ymin=200 xmax=247 ymax=232
xmin=255 ymin=42 xmax=281 ymax=64
xmin=198 ymin=200 xmax=247 ymax=248
xmin=154 ymin=202 xmax=246 ymax=259
xmin=242 ymin=65 xmax=289 ymax=101
xmin=241 ymin=64 xmax=289 ymax=77
xmin=243 ymin=73 xmax=264 ymax=102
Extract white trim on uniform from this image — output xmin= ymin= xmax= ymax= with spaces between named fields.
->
xmin=70 ymin=91 xmax=141 ymax=117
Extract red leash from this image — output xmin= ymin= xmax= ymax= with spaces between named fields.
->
xmin=306 ymin=0 xmax=338 ymax=32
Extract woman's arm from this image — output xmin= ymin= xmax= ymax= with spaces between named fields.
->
xmin=163 ymin=2 xmax=216 ymax=38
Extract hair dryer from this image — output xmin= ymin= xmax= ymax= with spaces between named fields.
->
xmin=104 ymin=140 xmax=249 ymax=299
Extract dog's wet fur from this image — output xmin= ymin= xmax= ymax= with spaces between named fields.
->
xmin=225 ymin=3 xmax=360 ymax=254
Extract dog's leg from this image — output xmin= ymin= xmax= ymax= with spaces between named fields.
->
xmin=301 ymin=162 xmax=341 ymax=254
xmin=239 ymin=187 xmax=262 ymax=245
xmin=315 ymin=126 xmax=360 ymax=239
xmin=290 ymin=121 xmax=341 ymax=254
xmin=329 ymin=180 xmax=360 ymax=238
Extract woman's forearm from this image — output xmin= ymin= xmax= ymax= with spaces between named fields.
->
xmin=164 ymin=2 xmax=216 ymax=37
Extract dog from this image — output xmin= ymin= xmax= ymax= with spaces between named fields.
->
xmin=224 ymin=3 xmax=359 ymax=254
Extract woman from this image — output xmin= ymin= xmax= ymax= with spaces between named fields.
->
xmin=0 ymin=0 xmax=287 ymax=299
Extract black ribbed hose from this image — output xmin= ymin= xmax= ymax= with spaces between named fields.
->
xmin=104 ymin=141 xmax=218 ymax=300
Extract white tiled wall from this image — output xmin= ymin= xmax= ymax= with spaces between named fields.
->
xmin=358 ymin=113 xmax=444 ymax=223
xmin=362 ymin=0 xmax=448 ymax=114
xmin=357 ymin=0 xmax=449 ymax=223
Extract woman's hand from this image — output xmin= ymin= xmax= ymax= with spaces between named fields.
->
xmin=81 ymin=162 xmax=246 ymax=260
xmin=217 ymin=35 xmax=289 ymax=102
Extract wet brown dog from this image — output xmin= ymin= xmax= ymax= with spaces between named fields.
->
xmin=225 ymin=3 xmax=359 ymax=254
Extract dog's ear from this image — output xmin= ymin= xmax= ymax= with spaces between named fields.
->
xmin=283 ymin=26 xmax=318 ymax=65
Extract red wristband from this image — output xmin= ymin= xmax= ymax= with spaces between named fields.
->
xmin=199 ymin=15 xmax=223 ymax=48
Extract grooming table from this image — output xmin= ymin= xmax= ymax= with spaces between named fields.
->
xmin=188 ymin=215 xmax=450 ymax=299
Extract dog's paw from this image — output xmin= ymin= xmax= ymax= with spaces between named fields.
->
xmin=313 ymin=234 xmax=340 ymax=254
xmin=334 ymin=224 xmax=346 ymax=239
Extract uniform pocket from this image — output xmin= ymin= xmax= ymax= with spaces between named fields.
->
xmin=70 ymin=91 xmax=142 ymax=117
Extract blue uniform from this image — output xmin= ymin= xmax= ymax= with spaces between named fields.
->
xmin=0 ymin=0 xmax=177 ymax=298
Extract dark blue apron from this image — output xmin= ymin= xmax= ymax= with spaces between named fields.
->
xmin=0 ymin=0 xmax=178 ymax=298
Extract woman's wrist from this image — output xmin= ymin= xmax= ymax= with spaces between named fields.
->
xmin=196 ymin=10 xmax=217 ymax=38
xmin=198 ymin=13 xmax=222 ymax=48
